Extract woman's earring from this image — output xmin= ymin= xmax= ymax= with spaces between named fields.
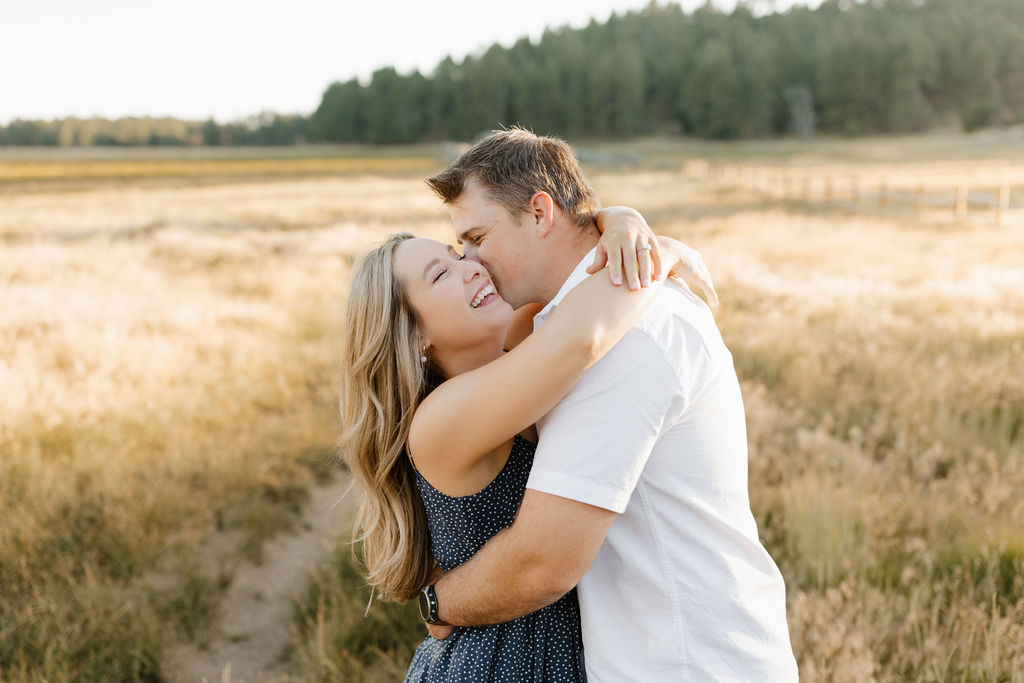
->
xmin=420 ymin=351 xmax=428 ymax=364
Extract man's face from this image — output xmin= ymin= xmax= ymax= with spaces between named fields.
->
xmin=449 ymin=178 xmax=539 ymax=310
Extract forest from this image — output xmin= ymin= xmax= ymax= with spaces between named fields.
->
xmin=3 ymin=0 xmax=1022 ymax=146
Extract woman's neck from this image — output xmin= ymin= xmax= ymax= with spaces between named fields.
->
xmin=434 ymin=342 xmax=505 ymax=380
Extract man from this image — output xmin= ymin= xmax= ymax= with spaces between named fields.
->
xmin=421 ymin=128 xmax=797 ymax=681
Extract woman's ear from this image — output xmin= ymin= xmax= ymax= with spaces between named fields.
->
xmin=529 ymin=191 xmax=556 ymax=238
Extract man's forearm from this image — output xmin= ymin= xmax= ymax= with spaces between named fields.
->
xmin=433 ymin=525 xmax=569 ymax=626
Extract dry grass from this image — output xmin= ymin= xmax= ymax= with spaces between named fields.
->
xmin=1 ymin=137 xmax=1022 ymax=680
xmin=0 ymin=164 xmax=449 ymax=680
xmin=0 ymin=156 xmax=435 ymax=184
xmin=590 ymin=170 xmax=1024 ymax=681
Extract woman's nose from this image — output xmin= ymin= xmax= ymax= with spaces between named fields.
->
xmin=462 ymin=259 xmax=485 ymax=281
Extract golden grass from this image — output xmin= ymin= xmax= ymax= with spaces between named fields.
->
xmin=1 ymin=139 xmax=1022 ymax=680
xmin=618 ymin=182 xmax=1024 ymax=680
xmin=0 ymin=156 xmax=435 ymax=183
xmin=0 ymin=169 xmax=451 ymax=680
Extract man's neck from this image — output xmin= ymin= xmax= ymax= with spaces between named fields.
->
xmin=535 ymin=220 xmax=600 ymax=307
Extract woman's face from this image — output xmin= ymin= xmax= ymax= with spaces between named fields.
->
xmin=393 ymin=238 xmax=514 ymax=368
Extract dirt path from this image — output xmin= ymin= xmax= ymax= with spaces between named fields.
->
xmin=163 ymin=473 xmax=356 ymax=683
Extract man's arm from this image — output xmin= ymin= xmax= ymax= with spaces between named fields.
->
xmin=432 ymin=328 xmax=685 ymax=626
xmin=434 ymin=489 xmax=616 ymax=626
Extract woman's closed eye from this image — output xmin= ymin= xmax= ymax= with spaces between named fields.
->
xmin=431 ymin=253 xmax=467 ymax=283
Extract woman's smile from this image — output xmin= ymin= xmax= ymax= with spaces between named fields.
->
xmin=470 ymin=281 xmax=498 ymax=308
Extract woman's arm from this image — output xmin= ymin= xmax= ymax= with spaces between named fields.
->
xmin=503 ymin=303 xmax=543 ymax=351
xmin=408 ymin=269 xmax=664 ymax=490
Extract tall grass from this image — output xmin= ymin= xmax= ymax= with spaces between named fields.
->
xmin=291 ymin=542 xmax=424 ymax=682
xmin=292 ymin=164 xmax=1024 ymax=681
xmin=703 ymin=209 xmax=1024 ymax=680
xmin=0 ymin=165 xmax=454 ymax=679
xmin=2 ymin=143 xmax=1022 ymax=680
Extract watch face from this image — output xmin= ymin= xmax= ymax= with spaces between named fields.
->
xmin=418 ymin=588 xmax=431 ymax=622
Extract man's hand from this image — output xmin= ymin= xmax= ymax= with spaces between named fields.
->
xmin=423 ymin=565 xmax=455 ymax=640
xmin=591 ymin=206 xmax=663 ymax=290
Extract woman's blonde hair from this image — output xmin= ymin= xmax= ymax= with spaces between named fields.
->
xmin=339 ymin=232 xmax=441 ymax=602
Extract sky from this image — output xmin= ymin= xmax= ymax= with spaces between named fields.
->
xmin=0 ymin=0 xmax=820 ymax=124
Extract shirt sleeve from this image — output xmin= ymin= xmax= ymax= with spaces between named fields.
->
xmin=526 ymin=328 xmax=686 ymax=513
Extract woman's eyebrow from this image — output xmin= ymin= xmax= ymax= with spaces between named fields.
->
xmin=422 ymin=258 xmax=441 ymax=281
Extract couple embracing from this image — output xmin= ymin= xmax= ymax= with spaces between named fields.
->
xmin=340 ymin=128 xmax=798 ymax=682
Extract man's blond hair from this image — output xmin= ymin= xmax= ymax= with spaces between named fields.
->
xmin=425 ymin=127 xmax=600 ymax=227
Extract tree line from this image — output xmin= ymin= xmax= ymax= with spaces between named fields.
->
xmin=3 ymin=0 xmax=1022 ymax=146
xmin=0 ymin=113 xmax=307 ymax=147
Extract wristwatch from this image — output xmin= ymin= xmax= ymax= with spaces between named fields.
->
xmin=418 ymin=584 xmax=441 ymax=624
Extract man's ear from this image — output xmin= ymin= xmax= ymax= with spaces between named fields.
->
xmin=528 ymin=191 xmax=556 ymax=238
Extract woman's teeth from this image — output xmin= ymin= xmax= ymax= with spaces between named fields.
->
xmin=471 ymin=284 xmax=495 ymax=308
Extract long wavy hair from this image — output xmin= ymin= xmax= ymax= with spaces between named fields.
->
xmin=339 ymin=232 xmax=442 ymax=603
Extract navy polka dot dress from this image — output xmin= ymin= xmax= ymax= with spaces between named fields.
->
xmin=405 ymin=435 xmax=586 ymax=682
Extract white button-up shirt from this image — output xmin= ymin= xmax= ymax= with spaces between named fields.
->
xmin=529 ymin=250 xmax=798 ymax=682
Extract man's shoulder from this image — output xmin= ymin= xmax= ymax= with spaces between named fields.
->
xmin=633 ymin=281 xmax=726 ymax=363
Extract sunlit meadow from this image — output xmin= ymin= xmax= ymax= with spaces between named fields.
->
xmin=1 ymin=136 xmax=1021 ymax=681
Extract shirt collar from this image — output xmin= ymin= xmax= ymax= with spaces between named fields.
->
xmin=533 ymin=247 xmax=598 ymax=329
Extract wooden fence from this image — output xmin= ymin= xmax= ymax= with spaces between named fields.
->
xmin=685 ymin=160 xmax=1021 ymax=227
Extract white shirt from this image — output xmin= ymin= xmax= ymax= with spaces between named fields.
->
xmin=528 ymin=250 xmax=798 ymax=682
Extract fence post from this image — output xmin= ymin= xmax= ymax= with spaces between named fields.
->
xmin=955 ymin=186 xmax=968 ymax=219
xmin=878 ymin=182 xmax=887 ymax=207
xmin=851 ymin=176 xmax=859 ymax=203
xmin=996 ymin=185 xmax=1010 ymax=226
xmin=825 ymin=177 xmax=834 ymax=201
xmin=915 ymin=186 xmax=925 ymax=215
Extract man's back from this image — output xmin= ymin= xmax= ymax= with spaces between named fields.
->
xmin=529 ymin=263 xmax=797 ymax=681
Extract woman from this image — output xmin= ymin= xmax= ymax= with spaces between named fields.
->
xmin=339 ymin=213 xmax=714 ymax=681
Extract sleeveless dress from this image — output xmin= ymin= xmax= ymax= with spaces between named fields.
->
xmin=405 ymin=435 xmax=586 ymax=683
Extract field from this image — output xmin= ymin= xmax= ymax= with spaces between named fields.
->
xmin=1 ymin=133 xmax=1022 ymax=681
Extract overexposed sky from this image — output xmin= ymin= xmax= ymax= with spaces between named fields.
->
xmin=0 ymin=0 xmax=819 ymax=124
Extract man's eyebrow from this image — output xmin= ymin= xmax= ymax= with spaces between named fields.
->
xmin=457 ymin=225 xmax=483 ymax=244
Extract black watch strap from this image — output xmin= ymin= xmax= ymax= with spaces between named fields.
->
xmin=418 ymin=584 xmax=440 ymax=624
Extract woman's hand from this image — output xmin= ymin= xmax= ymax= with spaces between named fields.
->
xmin=427 ymin=620 xmax=455 ymax=641
xmin=590 ymin=206 xmax=718 ymax=306
xmin=658 ymin=236 xmax=719 ymax=306
xmin=589 ymin=206 xmax=663 ymax=290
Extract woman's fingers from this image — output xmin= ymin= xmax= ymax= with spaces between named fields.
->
xmin=586 ymin=244 xmax=609 ymax=275
xmin=650 ymin=239 xmax=664 ymax=282
xmin=637 ymin=246 xmax=653 ymax=288
xmin=607 ymin=243 xmax=625 ymax=287
xmin=593 ymin=205 xmax=661 ymax=288
xmin=427 ymin=622 xmax=455 ymax=640
xmin=672 ymin=252 xmax=719 ymax=307
xmin=696 ymin=262 xmax=719 ymax=306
